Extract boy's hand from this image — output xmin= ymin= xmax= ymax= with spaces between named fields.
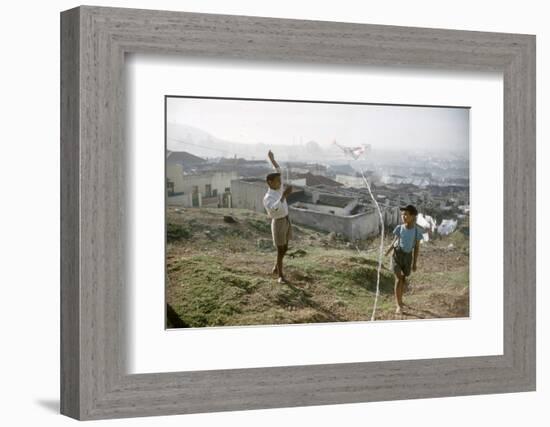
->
xmin=283 ymin=185 xmax=293 ymax=196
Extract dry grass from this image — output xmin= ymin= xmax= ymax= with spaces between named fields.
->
xmin=166 ymin=207 xmax=469 ymax=328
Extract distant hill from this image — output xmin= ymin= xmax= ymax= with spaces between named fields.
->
xmin=166 ymin=122 xmax=332 ymax=162
xmin=166 ymin=123 xmax=238 ymax=157
xmin=166 ymin=151 xmax=206 ymax=167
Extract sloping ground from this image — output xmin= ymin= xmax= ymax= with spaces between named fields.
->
xmin=166 ymin=207 xmax=469 ymax=328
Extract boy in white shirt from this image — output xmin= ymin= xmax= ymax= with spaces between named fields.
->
xmin=263 ymin=150 xmax=293 ymax=284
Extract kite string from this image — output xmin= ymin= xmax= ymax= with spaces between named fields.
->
xmin=357 ymin=169 xmax=385 ymax=321
xmin=331 ymin=141 xmax=385 ymax=320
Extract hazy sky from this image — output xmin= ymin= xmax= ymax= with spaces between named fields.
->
xmin=166 ymin=97 xmax=469 ymax=153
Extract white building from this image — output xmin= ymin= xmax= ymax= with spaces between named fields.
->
xmin=167 ymin=168 xmax=237 ymax=208
xmin=230 ymin=177 xmax=400 ymax=240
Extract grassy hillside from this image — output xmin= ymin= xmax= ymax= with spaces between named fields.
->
xmin=166 ymin=207 xmax=469 ymax=328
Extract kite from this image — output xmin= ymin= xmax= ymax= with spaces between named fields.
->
xmin=332 ymin=140 xmax=371 ymax=160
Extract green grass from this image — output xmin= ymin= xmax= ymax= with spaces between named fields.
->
xmin=167 ymin=245 xmax=401 ymax=327
xmin=166 ymin=207 xmax=470 ymax=327
xmin=168 ymin=256 xmax=258 ymax=326
xmin=247 ymin=218 xmax=271 ymax=234
xmin=166 ymin=223 xmax=191 ymax=241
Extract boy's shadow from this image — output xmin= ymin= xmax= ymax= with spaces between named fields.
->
xmin=281 ymin=282 xmax=344 ymax=322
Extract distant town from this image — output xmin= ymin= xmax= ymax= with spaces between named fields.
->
xmin=166 ymin=147 xmax=469 ymax=242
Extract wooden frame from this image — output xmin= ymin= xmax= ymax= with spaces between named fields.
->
xmin=60 ymin=5 xmax=536 ymax=420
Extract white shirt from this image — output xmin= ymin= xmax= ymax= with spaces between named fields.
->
xmin=263 ymin=166 xmax=289 ymax=219
xmin=263 ymin=188 xmax=289 ymax=219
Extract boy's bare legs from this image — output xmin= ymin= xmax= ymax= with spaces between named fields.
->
xmin=272 ymin=244 xmax=288 ymax=275
xmin=394 ymin=272 xmax=405 ymax=313
xmin=276 ymin=244 xmax=288 ymax=283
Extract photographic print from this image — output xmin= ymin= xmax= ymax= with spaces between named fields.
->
xmin=165 ymin=96 xmax=470 ymax=328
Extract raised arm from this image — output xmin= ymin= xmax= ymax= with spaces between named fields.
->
xmin=267 ymin=150 xmax=280 ymax=170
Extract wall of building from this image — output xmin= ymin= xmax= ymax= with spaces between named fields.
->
xmin=291 ymin=204 xmax=400 ymax=241
xmin=166 ymin=163 xmax=186 ymax=193
xmin=335 ymin=174 xmax=365 ymax=188
xmin=349 ymin=210 xmax=381 ymax=240
xmin=288 ymin=178 xmax=306 ymax=186
xmin=290 ymin=206 xmax=352 ymax=238
xmin=343 ymin=199 xmax=359 ymax=214
xmin=167 ymin=192 xmax=194 ymax=207
xmin=181 ymin=171 xmax=238 ymax=197
xmin=231 ymin=179 xmax=268 ymax=213
xmin=231 ymin=178 xmax=401 ymax=238
xmin=384 ymin=205 xmax=401 ymax=228
xmin=290 ymin=206 xmax=383 ymax=240
xmin=211 ymin=171 xmax=239 ymax=195
xmin=294 ymin=201 xmax=348 ymax=216
xmin=201 ymin=195 xmax=220 ymax=207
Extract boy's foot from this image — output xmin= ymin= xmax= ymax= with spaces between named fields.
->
xmin=395 ymin=305 xmax=403 ymax=314
xmin=277 ymin=276 xmax=288 ymax=284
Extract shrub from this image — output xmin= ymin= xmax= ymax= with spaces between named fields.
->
xmin=167 ymin=223 xmax=191 ymax=241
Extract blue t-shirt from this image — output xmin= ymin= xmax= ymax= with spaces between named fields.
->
xmin=393 ymin=224 xmax=423 ymax=253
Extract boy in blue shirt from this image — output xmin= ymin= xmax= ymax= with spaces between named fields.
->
xmin=385 ymin=204 xmax=423 ymax=314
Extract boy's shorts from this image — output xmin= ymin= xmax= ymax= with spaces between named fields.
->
xmin=390 ymin=247 xmax=413 ymax=277
xmin=271 ymin=215 xmax=292 ymax=247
